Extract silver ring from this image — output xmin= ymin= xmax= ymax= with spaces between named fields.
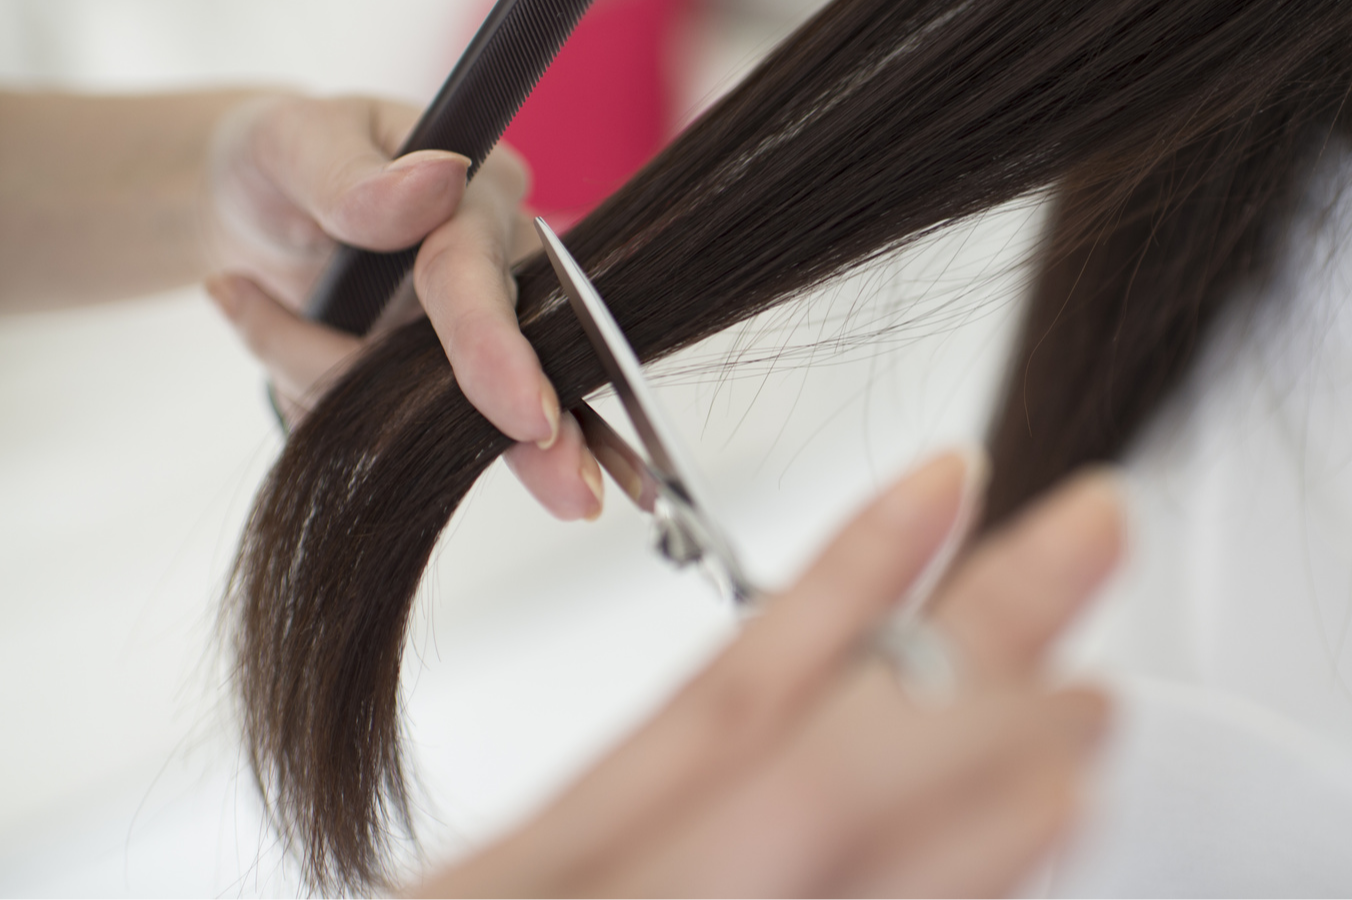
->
xmin=874 ymin=618 xmax=959 ymax=704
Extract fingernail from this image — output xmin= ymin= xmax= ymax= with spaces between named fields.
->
xmin=205 ymin=275 xmax=241 ymax=320
xmin=536 ymin=385 xmax=561 ymax=450
xmin=889 ymin=445 xmax=990 ymax=625
xmin=581 ymin=450 xmax=605 ymax=521
xmin=384 ymin=149 xmax=471 ymax=175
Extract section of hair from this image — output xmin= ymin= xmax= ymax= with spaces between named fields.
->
xmin=986 ymin=105 xmax=1350 ymax=526
xmin=225 ymin=0 xmax=1352 ymax=891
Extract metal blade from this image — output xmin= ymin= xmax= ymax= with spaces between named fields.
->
xmin=534 ymin=217 xmax=702 ymax=496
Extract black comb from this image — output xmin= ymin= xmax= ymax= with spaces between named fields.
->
xmin=305 ymin=0 xmax=594 ymax=335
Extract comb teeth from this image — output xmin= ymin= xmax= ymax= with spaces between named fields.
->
xmin=306 ymin=0 xmax=593 ymax=336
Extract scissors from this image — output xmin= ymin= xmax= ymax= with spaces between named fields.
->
xmin=534 ymin=217 xmax=759 ymax=608
xmin=534 ymin=216 xmax=961 ymax=695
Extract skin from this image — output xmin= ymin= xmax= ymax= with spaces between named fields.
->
xmin=414 ymin=456 xmax=1123 ymax=897
xmin=0 ymin=89 xmax=603 ymax=520
xmin=1 ymin=88 xmax=1125 ymax=895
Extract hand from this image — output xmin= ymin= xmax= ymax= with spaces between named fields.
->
xmin=203 ymin=94 xmax=604 ymax=520
xmin=414 ymin=452 xmax=1123 ymax=897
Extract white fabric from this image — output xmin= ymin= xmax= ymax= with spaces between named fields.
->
xmin=1046 ymin=148 xmax=1352 ymax=895
xmin=1047 ymin=676 xmax=1352 ymax=896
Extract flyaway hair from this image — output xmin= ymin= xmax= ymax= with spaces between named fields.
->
xmin=225 ymin=0 xmax=1352 ymax=891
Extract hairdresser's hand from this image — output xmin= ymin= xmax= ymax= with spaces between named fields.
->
xmin=203 ymin=94 xmax=604 ymax=521
xmin=416 ymin=453 xmax=1123 ymax=898
xmin=203 ymin=94 xmax=471 ymax=314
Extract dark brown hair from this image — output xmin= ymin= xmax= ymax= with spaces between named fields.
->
xmin=226 ymin=0 xmax=1352 ymax=891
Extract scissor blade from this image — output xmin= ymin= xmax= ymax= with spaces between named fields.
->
xmin=534 ymin=217 xmax=758 ymax=607
xmin=534 ymin=217 xmax=694 ymax=490
xmin=573 ymin=401 xmax=661 ymax=513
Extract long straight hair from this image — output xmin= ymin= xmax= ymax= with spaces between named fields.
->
xmin=226 ymin=0 xmax=1352 ymax=891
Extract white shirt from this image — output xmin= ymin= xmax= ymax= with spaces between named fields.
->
xmin=1048 ymin=146 xmax=1352 ymax=896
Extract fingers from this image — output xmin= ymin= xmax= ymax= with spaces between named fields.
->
xmin=933 ymin=469 xmax=1124 ymax=681
xmin=222 ymin=97 xmax=600 ymax=521
xmin=849 ymin=743 xmax=1079 ymax=898
xmin=437 ymin=452 xmax=975 ymax=894
xmin=409 ymin=147 xmax=604 ymax=519
xmin=504 ymin=414 xmax=604 ymax=521
xmin=249 ymin=96 xmax=470 ymax=251
xmin=205 ymin=273 xmax=360 ymax=418
xmin=413 ymin=145 xmax=558 ymax=448
xmin=216 ymin=94 xmax=604 ymax=524
xmin=605 ymin=663 xmax=1106 ymax=897
xmin=622 ymin=451 xmax=971 ymax=793
xmin=246 ymin=101 xmax=591 ymax=515
xmin=695 ymin=451 xmax=977 ymax=744
xmin=420 ymin=459 xmax=1121 ymax=898
xmin=569 ymin=453 xmax=975 ymax=814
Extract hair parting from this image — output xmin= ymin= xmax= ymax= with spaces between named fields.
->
xmin=225 ymin=0 xmax=1352 ymax=891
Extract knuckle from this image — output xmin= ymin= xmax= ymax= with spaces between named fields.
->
xmin=416 ymin=237 xmax=510 ymax=315
xmin=448 ymin=312 xmax=491 ymax=358
xmin=326 ymin=166 xmax=380 ymax=233
xmin=413 ymin=237 xmax=456 ymax=307
xmin=449 ymin=311 xmax=512 ymax=371
xmin=438 ymin=211 xmax=510 ymax=260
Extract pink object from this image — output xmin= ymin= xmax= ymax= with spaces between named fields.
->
xmin=499 ymin=0 xmax=692 ymax=226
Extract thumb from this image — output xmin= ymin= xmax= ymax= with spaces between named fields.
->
xmin=249 ymin=97 xmax=470 ymax=251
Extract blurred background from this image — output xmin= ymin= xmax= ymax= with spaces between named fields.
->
xmin=0 ymin=1 xmax=1030 ymax=894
